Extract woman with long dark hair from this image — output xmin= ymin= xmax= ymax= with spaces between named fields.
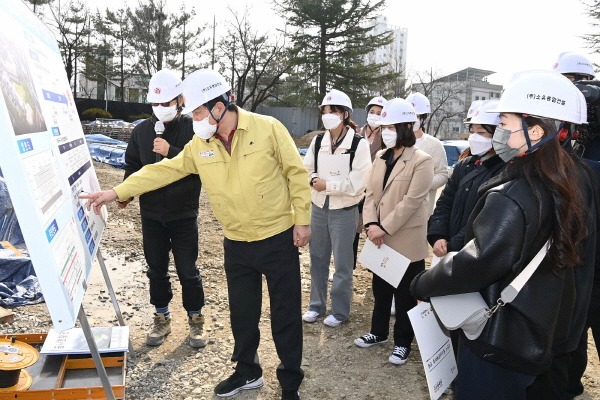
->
xmin=411 ymin=71 xmax=597 ymax=399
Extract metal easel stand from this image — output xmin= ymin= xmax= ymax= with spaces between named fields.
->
xmin=78 ymin=305 xmax=116 ymax=400
xmin=96 ymin=247 xmax=135 ymax=358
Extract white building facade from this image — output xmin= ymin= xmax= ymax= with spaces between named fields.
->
xmin=414 ymin=68 xmax=503 ymax=140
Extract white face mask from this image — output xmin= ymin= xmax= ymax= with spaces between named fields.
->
xmin=152 ymin=105 xmax=177 ymax=122
xmin=413 ymin=119 xmax=421 ymax=132
xmin=367 ymin=114 xmax=381 ymax=128
xmin=193 ymin=116 xmax=217 ymax=140
xmin=322 ymin=113 xmax=342 ymax=130
xmin=468 ymin=133 xmax=493 ymax=156
xmin=381 ymin=128 xmax=397 ymax=148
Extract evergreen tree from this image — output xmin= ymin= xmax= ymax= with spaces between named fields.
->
xmin=275 ymin=0 xmax=397 ymax=106
xmin=127 ymin=0 xmax=180 ymax=77
xmin=99 ymin=8 xmax=133 ymax=102
xmin=25 ymin=0 xmax=53 ymax=14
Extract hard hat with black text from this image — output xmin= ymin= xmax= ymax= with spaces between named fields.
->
xmin=552 ymin=52 xmax=595 ymax=79
xmin=181 ymin=69 xmax=231 ymax=114
xmin=488 ymin=70 xmax=586 ymax=124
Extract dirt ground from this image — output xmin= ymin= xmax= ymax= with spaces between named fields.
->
xmin=6 ymin=158 xmax=600 ymax=399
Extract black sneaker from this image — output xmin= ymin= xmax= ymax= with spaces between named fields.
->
xmin=281 ymin=390 xmax=300 ymax=400
xmin=354 ymin=333 xmax=388 ymax=348
xmin=389 ymin=345 xmax=411 ymax=365
xmin=214 ymin=371 xmax=264 ymax=397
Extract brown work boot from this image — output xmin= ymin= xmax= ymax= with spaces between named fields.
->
xmin=146 ymin=313 xmax=171 ymax=346
xmin=188 ymin=314 xmax=206 ymax=348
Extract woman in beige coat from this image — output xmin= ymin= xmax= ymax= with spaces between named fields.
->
xmin=354 ymin=98 xmax=433 ymax=365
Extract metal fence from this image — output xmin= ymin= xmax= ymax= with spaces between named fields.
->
xmin=255 ymin=106 xmax=367 ymax=137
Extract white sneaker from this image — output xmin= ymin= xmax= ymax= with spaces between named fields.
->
xmin=302 ymin=310 xmax=319 ymax=323
xmin=323 ymin=314 xmax=343 ymax=327
xmin=391 ymin=296 xmax=396 ymax=316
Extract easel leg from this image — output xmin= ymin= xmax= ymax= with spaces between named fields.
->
xmin=78 ymin=305 xmax=117 ymax=400
xmin=96 ymin=247 xmax=135 ymax=357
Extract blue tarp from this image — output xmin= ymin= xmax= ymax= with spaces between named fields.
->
xmin=0 ymin=175 xmax=43 ymax=307
xmin=85 ymin=134 xmax=127 ymax=169
xmin=0 ymin=176 xmax=24 ymax=246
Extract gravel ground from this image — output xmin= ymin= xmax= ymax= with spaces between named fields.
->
xmin=2 ymin=161 xmax=599 ymax=399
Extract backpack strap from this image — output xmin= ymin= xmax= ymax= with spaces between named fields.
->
xmin=345 ymin=134 xmax=364 ymax=168
xmin=314 ymin=133 xmax=324 ymax=173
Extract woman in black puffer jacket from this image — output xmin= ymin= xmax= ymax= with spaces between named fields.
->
xmin=428 ymin=99 xmax=505 ymax=256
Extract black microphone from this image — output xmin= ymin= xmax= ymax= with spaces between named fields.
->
xmin=155 ymin=121 xmax=165 ymax=162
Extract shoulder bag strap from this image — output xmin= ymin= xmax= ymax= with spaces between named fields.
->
xmin=499 ymin=239 xmax=551 ymax=304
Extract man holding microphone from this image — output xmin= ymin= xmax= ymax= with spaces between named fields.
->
xmin=119 ymin=69 xmax=205 ymax=348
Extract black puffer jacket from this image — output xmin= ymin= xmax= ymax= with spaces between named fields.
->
xmin=411 ymin=162 xmax=596 ymax=375
xmin=427 ymin=153 xmax=505 ymax=251
xmin=124 ymin=116 xmax=201 ymax=222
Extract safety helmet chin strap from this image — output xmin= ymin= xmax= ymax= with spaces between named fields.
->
xmin=207 ymin=95 xmax=231 ymax=130
xmin=522 ymin=114 xmax=559 ymax=154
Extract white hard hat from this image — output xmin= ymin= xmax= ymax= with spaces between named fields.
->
xmin=488 ymin=70 xmax=586 ymax=124
xmin=463 ymin=100 xmax=483 ymax=123
xmin=377 ymin=98 xmax=418 ymax=125
xmin=320 ymin=89 xmax=353 ymax=111
xmin=552 ymin=52 xmax=595 ymax=78
xmin=405 ymin=92 xmax=431 ymax=114
xmin=181 ymin=69 xmax=231 ymax=114
xmin=147 ymin=69 xmax=183 ymax=103
xmin=365 ymin=96 xmax=387 ymax=111
xmin=465 ymin=100 xmax=500 ymax=126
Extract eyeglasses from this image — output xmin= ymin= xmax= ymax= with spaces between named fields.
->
xmin=151 ymin=97 xmax=177 ymax=107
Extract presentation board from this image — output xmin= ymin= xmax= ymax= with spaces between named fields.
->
xmin=0 ymin=0 xmax=107 ymax=331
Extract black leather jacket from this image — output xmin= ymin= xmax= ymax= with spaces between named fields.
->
xmin=411 ymin=164 xmax=596 ymax=375
xmin=124 ymin=116 xmax=201 ymax=222
xmin=428 ymin=153 xmax=505 ymax=251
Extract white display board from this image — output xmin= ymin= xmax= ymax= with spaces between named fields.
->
xmin=0 ymin=1 xmax=106 ymax=331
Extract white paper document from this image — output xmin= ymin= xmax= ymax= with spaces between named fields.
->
xmin=408 ymin=302 xmax=457 ymax=400
xmin=358 ymin=239 xmax=411 ymax=288
xmin=317 ymin=153 xmax=350 ymax=181
xmin=41 ymin=326 xmax=129 ymax=355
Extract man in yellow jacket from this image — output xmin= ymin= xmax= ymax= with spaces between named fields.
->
xmin=82 ymin=69 xmax=311 ymax=400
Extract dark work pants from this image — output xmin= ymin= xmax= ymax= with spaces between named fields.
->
xmin=142 ymin=216 xmax=204 ymax=313
xmin=224 ymin=227 xmax=304 ymax=391
xmin=370 ymin=260 xmax=425 ymax=347
xmin=527 ymin=352 xmax=571 ymax=399
xmin=457 ymin=340 xmax=536 ymax=400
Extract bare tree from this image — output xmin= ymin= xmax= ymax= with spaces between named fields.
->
xmin=47 ymin=0 xmax=89 ymax=95
xmin=218 ymin=8 xmax=293 ymax=111
xmin=410 ymin=69 xmax=465 ymax=137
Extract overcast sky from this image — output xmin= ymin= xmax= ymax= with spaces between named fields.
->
xmin=96 ymin=0 xmax=598 ymax=86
